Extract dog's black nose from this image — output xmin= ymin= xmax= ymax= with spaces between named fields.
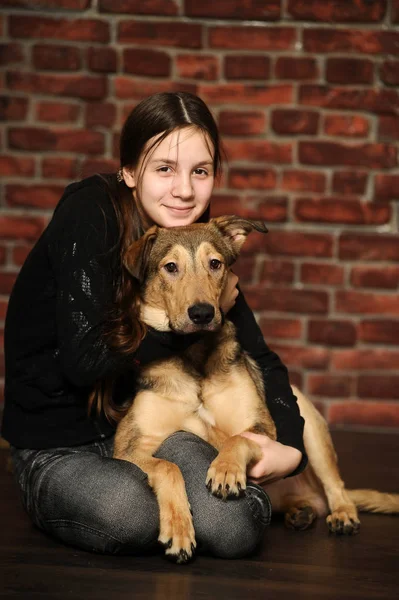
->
xmin=188 ymin=303 xmax=215 ymax=325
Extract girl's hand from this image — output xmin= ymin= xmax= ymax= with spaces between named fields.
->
xmin=220 ymin=269 xmax=239 ymax=314
xmin=239 ymin=431 xmax=302 ymax=485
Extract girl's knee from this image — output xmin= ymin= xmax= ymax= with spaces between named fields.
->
xmin=195 ymin=484 xmax=272 ymax=559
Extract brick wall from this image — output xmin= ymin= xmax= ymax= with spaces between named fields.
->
xmin=0 ymin=0 xmax=398 ymax=430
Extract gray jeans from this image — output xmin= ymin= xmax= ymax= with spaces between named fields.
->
xmin=10 ymin=431 xmax=271 ymax=559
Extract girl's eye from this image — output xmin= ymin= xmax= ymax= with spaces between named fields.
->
xmin=164 ymin=262 xmax=178 ymax=273
xmin=194 ymin=168 xmax=208 ymax=176
xmin=210 ymin=259 xmax=222 ymax=270
xmin=158 ymin=166 xmax=172 ymax=173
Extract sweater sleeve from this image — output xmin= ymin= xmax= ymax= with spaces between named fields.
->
xmin=47 ymin=179 xmax=202 ymax=389
xmin=228 ymin=287 xmax=308 ymax=477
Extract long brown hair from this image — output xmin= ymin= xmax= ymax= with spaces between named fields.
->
xmin=90 ymin=92 xmax=224 ymax=423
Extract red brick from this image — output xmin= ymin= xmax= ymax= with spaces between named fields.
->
xmin=259 ymin=318 xmax=302 ymax=340
xmin=243 ymin=197 xmax=288 ymax=223
xmin=308 ymin=319 xmax=357 ymax=347
xmin=199 ymin=84 xmax=293 ymax=107
xmin=9 ymin=127 xmax=105 ymax=155
xmin=219 ymin=111 xmax=266 ymax=136
xmin=118 ymin=20 xmax=202 ymax=48
xmin=359 ymin=320 xmax=399 ymax=345
xmin=336 ymin=291 xmax=399 ymax=316
xmin=184 ymin=0 xmax=280 ymax=20
xmin=176 ymin=55 xmax=219 ymax=81
xmin=393 ymin=0 xmax=399 ymax=23
xmin=233 ymin=256 xmax=256 ymax=284
xmin=324 ymin=115 xmax=369 ymax=137
xmin=0 ymin=247 xmax=5 ymax=265
xmin=35 ymin=101 xmax=80 ymax=123
xmin=0 ymin=42 xmax=24 ymax=66
xmin=7 ymin=72 xmax=107 ymax=100
xmin=275 ymin=57 xmax=318 ymax=80
xmin=301 ymin=263 xmax=344 ymax=286
xmin=0 ymin=96 xmax=28 ymax=121
xmin=281 ymin=170 xmax=326 ymax=193
xmin=288 ymin=0 xmax=387 ymax=22
xmin=358 ymin=375 xmax=399 ymax=400
xmin=328 ymin=402 xmax=399 ymax=428
xmin=308 ymin=374 xmax=353 ymax=398
xmin=326 ymin=58 xmax=374 ymax=84
xmin=81 ymin=158 xmax=119 ymax=178
xmin=12 ymin=245 xmax=32 ymax=267
xmin=33 ymin=44 xmax=81 ymax=71
xmin=272 ymin=109 xmax=319 ymax=135
xmin=0 ymin=273 xmax=17 ymax=295
xmin=42 ymin=157 xmax=77 ymax=179
xmin=269 ymin=344 xmax=330 ymax=369
xmin=1 ymin=0 xmax=90 ymax=7
xmin=85 ymin=102 xmax=116 ymax=128
xmin=339 ymin=233 xmax=399 ymax=261
xmin=303 ymin=29 xmax=399 ymax=55
xmin=226 ymin=140 xmax=292 ymax=163
xmin=99 ymin=0 xmax=177 ymax=15
xmin=374 ymin=174 xmax=399 ymax=201
xmin=209 ymin=26 xmax=296 ymax=50
xmin=88 ymin=47 xmax=117 ymax=73
xmin=123 ymin=48 xmax=170 ymax=77
xmin=299 ymin=141 xmax=397 ymax=169
xmin=350 ymin=266 xmax=399 ymax=289
xmin=114 ymin=78 xmax=197 ymax=100
xmin=244 ymin=286 xmax=329 ymax=315
xmin=295 ymin=198 xmax=390 ymax=225
xmin=266 ymin=231 xmax=333 ymax=258
xmin=332 ymin=348 xmax=399 ymax=370
xmin=299 ymin=85 xmax=399 ymax=115
xmin=224 ymin=55 xmax=270 ymax=80
xmin=9 ymin=16 xmax=109 ymax=43
xmin=258 ymin=260 xmax=295 ymax=285
xmin=289 ymin=371 xmax=304 ymax=391
xmin=229 ymin=168 xmax=276 ymax=190
xmin=0 ymin=216 xmax=45 ymax=241
xmin=378 ymin=115 xmax=399 ymax=142
xmin=6 ymin=184 xmax=64 ymax=209
xmin=332 ymin=171 xmax=368 ymax=195
xmin=379 ymin=60 xmax=399 ymax=85
xmin=0 ymin=156 xmax=35 ymax=177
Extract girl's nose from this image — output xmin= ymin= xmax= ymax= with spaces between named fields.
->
xmin=171 ymin=173 xmax=194 ymax=199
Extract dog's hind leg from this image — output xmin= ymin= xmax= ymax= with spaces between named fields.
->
xmin=291 ymin=386 xmax=360 ymax=535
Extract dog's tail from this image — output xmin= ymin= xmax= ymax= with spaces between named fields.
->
xmin=347 ymin=489 xmax=399 ymax=514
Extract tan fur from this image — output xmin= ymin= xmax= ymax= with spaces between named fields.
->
xmin=114 ymin=216 xmax=399 ymax=563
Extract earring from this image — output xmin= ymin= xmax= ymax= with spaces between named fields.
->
xmin=116 ymin=168 xmax=124 ymax=183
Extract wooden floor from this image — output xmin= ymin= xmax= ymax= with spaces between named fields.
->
xmin=1 ymin=430 xmax=398 ymax=600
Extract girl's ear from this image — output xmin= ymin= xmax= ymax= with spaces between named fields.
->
xmin=122 ymin=166 xmax=136 ymax=189
xmin=123 ymin=226 xmax=158 ymax=282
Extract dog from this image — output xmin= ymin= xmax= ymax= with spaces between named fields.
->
xmin=113 ymin=215 xmax=399 ymax=564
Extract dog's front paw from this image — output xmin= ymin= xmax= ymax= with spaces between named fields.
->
xmin=158 ymin=505 xmax=196 ymax=564
xmin=206 ymin=457 xmax=246 ymax=500
xmin=326 ymin=506 xmax=360 ymax=535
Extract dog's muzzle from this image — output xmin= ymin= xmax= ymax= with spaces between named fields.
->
xmin=188 ymin=303 xmax=215 ymax=325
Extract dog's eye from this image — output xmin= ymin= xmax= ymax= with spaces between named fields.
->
xmin=210 ymin=259 xmax=222 ymax=270
xmin=164 ymin=262 xmax=178 ymax=273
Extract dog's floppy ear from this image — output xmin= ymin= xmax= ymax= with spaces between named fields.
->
xmin=210 ymin=215 xmax=268 ymax=255
xmin=124 ymin=225 xmax=158 ymax=282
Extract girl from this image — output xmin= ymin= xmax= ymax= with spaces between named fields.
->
xmin=3 ymin=92 xmax=307 ymax=559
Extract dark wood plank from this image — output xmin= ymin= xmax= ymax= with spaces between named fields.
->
xmin=1 ymin=430 xmax=398 ymax=600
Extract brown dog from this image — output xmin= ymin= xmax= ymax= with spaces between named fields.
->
xmin=113 ymin=216 xmax=399 ymax=564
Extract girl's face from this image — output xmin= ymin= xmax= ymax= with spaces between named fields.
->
xmin=123 ymin=127 xmax=215 ymax=229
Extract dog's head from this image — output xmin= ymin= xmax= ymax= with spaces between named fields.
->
xmin=124 ymin=216 xmax=268 ymax=334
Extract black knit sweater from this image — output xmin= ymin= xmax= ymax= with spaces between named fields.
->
xmin=2 ymin=175 xmax=307 ymax=476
